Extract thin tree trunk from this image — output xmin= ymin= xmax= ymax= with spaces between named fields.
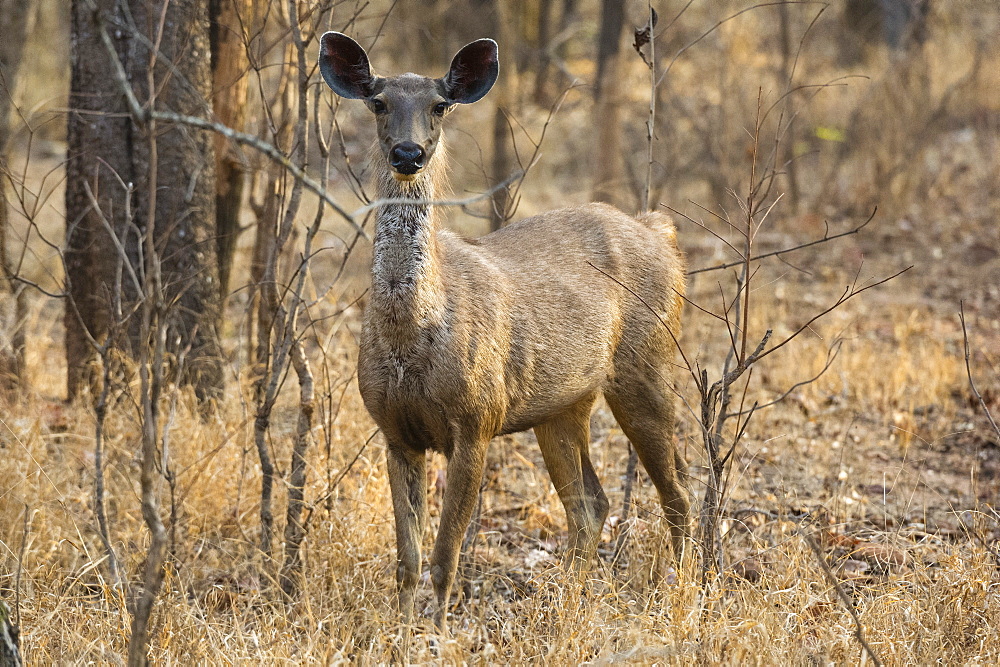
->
xmin=279 ymin=340 xmax=313 ymax=596
xmin=0 ymin=0 xmax=33 ymax=395
xmin=249 ymin=69 xmax=292 ymax=559
xmin=778 ymin=2 xmax=800 ymax=213
xmin=489 ymin=0 xmax=513 ymax=231
xmin=211 ymin=0 xmax=252 ymax=299
xmin=532 ymin=0 xmax=554 ymax=105
xmin=592 ymin=0 xmax=627 ymax=209
xmin=490 ymin=105 xmax=512 ymax=230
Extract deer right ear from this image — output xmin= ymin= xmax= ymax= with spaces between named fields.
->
xmin=319 ymin=32 xmax=376 ymax=99
xmin=442 ymin=39 xmax=499 ymax=104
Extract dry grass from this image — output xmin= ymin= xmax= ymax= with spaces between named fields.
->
xmin=1 ymin=294 xmax=998 ymax=663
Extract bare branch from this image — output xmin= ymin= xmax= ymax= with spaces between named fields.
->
xmin=759 ymin=266 xmax=911 ymax=362
xmin=350 ymin=169 xmax=526 ymax=220
xmin=687 ymin=208 xmax=877 ymax=276
xmin=802 ymin=528 xmax=885 ymax=667
xmin=729 ymin=340 xmax=843 ymax=416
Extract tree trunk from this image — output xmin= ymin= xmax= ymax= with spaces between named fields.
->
xmin=591 ymin=0 xmax=628 ymax=209
xmin=841 ymin=0 xmax=931 ymax=61
xmin=65 ymin=0 xmax=130 ymax=399
xmin=0 ymin=0 xmax=33 ymax=395
xmin=211 ymin=0 xmax=251 ymax=299
xmin=531 ymin=0 xmax=554 ymax=105
xmin=487 ymin=0 xmax=513 ymax=231
xmin=66 ymin=0 xmax=223 ymax=401
xmin=778 ymin=1 xmax=800 ymax=214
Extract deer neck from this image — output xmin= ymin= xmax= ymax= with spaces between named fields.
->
xmin=368 ymin=157 xmax=447 ymax=341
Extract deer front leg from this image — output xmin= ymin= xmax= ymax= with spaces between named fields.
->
xmin=386 ymin=444 xmax=427 ymax=626
xmin=429 ymin=439 xmax=488 ymax=633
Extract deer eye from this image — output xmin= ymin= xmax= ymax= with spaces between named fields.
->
xmin=370 ymin=98 xmax=387 ymax=114
xmin=432 ymin=102 xmax=449 ymax=117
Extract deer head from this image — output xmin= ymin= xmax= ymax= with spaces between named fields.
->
xmin=319 ymin=32 xmax=499 ymax=182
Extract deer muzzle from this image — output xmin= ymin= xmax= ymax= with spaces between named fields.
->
xmin=389 ymin=141 xmax=426 ymax=179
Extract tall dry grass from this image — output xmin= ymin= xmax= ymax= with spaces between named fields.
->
xmin=1 ymin=302 xmax=997 ymax=662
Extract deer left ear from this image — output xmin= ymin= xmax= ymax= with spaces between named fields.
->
xmin=442 ymin=39 xmax=499 ymax=104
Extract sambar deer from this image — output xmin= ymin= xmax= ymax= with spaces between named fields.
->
xmin=319 ymin=32 xmax=690 ymax=633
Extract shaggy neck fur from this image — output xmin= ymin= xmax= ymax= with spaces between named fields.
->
xmin=369 ymin=147 xmax=448 ymax=343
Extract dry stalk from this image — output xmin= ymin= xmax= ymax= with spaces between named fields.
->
xmin=127 ymin=6 xmax=172 ymax=662
xmin=959 ymin=302 xmax=1000 ymax=565
xmin=802 ymin=528 xmax=885 ymax=667
xmin=14 ymin=504 xmax=27 ymax=628
xmin=615 ymin=2 xmax=658 ymax=565
xmin=960 ymin=303 xmax=1000 ymax=441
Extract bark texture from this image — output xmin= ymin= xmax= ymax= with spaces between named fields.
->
xmin=0 ymin=599 xmax=20 ymax=667
xmin=66 ymin=0 xmax=222 ymax=400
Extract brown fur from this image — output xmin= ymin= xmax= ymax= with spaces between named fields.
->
xmin=320 ymin=32 xmax=690 ymax=633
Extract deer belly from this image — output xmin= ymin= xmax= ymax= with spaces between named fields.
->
xmin=496 ymin=339 xmax=611 ymax=434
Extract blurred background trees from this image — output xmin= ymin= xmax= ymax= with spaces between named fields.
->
xmin=0 ymin=0 xmax=33 ymax=392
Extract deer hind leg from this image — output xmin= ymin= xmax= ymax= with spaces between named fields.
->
xmin=386 ymin=445 xmax=428 ymax=628
xmin=428 ymin=436 xmax=489 ymax=633
xmin=605 ymin=376 xmax=691 ymax=560
xmin=534 ymin=394 xmax=609 ymax=568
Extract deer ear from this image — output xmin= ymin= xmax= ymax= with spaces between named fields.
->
xmin=442 ymin=39 xmax=499 ymax=104
xmin=319 ymin=32 xmax=376 ymax=99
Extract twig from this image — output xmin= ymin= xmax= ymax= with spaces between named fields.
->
xmin=656 ymin=2 xmax=824 ymax=88
xmin=503 ymin=83 xmax=574 ymax=223
xmin=960 ymin=303 xmax=1000 ymax=440
xmin=684 ymin=208 xmax=877 ymax=276
xmin=802 ymin=529 xmax=884 ymax=667
xmin=758 ymin=266 xmax=910 ymax=363
xmin=302 ymin=428 xmax=379 ymax=530
xmin=728 ymin=339 xmax=843 ymax=416
xmin=350 ymin=169 xmax=525 ymax=219
xmin=15 ymin=505 xmax=28 ymax=628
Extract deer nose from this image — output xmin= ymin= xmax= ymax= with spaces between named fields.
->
xmin=389 ymin=142 xmax=425 ymax=175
